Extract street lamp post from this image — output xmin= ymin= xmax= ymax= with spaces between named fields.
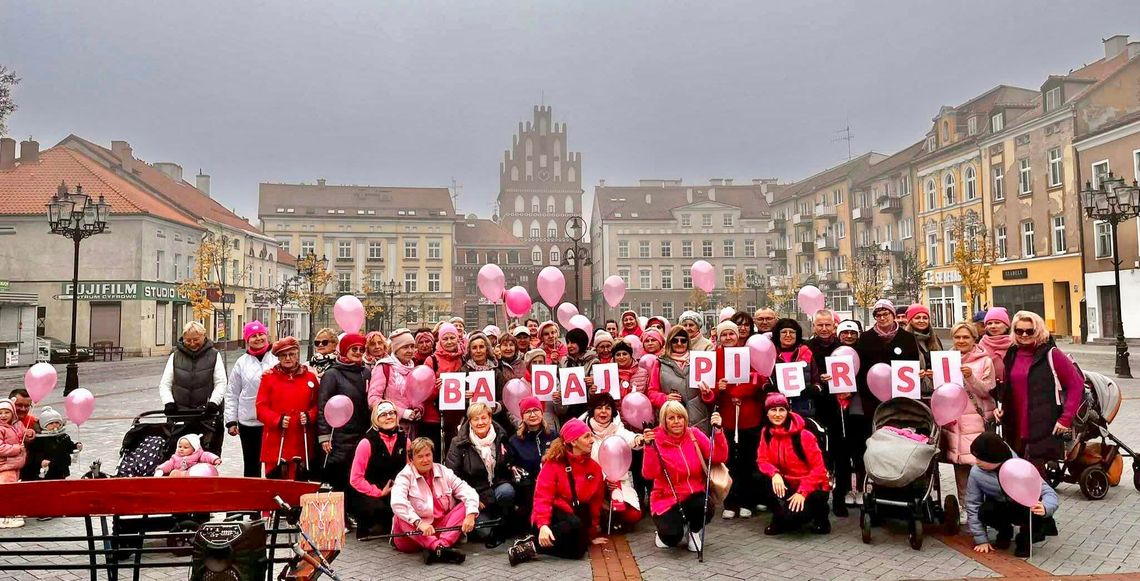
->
xmin=1081 ymin=172 xmax=1140 ymax=379
xmin=563 ymin=216 xmax=592 ymax=313
xmin=46 ymin=182 xmax=110 ymax=395
xmin=382 ymin=279 xmax=400 ymax=332
xmin=297 ymin=252 xmax=328 ymax=359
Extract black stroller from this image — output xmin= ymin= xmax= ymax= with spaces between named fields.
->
xmin=860 ymin=398 xmax=958 ymax=550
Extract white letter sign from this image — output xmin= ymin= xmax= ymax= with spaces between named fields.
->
xmin=439 ymin=372 xmax=467 ymax=411
xmin=532 ymin=364 xmax=558 ymax=402
xmin=931 ymin=350 xmax=964 ymax=388
xmin=559 ymin=366 xmax=588 ymax=406
xmin=825 ymin=355 xmax=856 ymax=394
xmin=775 ymin=362 xmax=807 ymax=397
xmin=591 ymin=363 xmax=621 ymax=398
xmin=690 ymin=351 xmax=717 ymax=389
xmin=891 ymin=360 xmax=922 ymax=400
xmin=724 ymin=347 xmax=750 ymax=384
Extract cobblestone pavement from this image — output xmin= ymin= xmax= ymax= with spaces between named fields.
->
xmin=2 ymin=344 xmax=1140 ymax=580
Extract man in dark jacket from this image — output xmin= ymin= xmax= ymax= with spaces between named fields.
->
xmin=854 ymin=299 xmax=920 ymax=419
xmin=806 ymin=309 xmax=848 ymax=515
xmin=158 ymin=321 xmax=227 ymax=453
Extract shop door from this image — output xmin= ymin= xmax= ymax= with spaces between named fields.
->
xmin=1053 ymin=282 xmax=1071 ymax=337
xmin=89 ymin=302 xmax=122 ymax=346
xmin=1100 ymin=285 xmax=1119 ymax=339
xmin=171 ymin=305 xmax=183 ymax=347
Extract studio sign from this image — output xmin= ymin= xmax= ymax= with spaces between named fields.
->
xmin=59 ymin=281 xmax=190 ymax=302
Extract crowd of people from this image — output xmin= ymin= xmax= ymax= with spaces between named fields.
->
xmin=0 ymin=300 xmax=1078 ymax=561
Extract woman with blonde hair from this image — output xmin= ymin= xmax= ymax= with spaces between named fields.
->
xmin=997 ymin=311 xmax=1085 ymax=477
xmin=445 ymin=402 xmax=515 ymax=547
xmin=308 ymin=328 xmax=339 ymax=378
xmin=940 ymin=322 xmax=996 ymax=504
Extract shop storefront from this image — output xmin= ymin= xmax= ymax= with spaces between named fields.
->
xmin=988 ymin=257 xmax=1080 ymax=341
xmin=924 ymin=269 xmax=966 ymax=328
xmin=53 ymin=280 xmax=191 ymax=357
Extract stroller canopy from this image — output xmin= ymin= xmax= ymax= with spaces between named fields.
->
xmin=872 ymin=397 xmax=937 ymax=437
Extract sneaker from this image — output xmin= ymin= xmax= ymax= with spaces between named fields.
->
xmin=9 ymin=518 xmax=23 ymax=528
xmin=507 ymin=536 xmax=537 ymax=567
xmin=853 ymin=492 xmax=864 ymax=506
xmin=1043 ymin=516 xmax=1058 ymax=537
xmin=844 ymin=491 xmax=857 ymax=506
xmin=438 ymin=546 xmax=466 ymax=564
xmin=686 ymin=533 xmax=702 ymax=553
xmin=654 ymin=533 xmax=668 ymax=548
xmin=754 ymin=504 xmax=768 ymax=512
xmin=721 ymin=509 xmax=736 ymax=519
xmin=738 ymin=508 xmax=753 ymax=519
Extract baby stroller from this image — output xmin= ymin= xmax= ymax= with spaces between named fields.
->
xmin=860 ymin=398 xmax=957 ymax=550
xmin=110 ymin=409 xmax=223 ymax=559
xmin=1044 ymin=370 xmax=1140 ymax=500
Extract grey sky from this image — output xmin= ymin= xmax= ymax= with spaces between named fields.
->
xmin=3 ymin=1 xmax=1137 ymax=223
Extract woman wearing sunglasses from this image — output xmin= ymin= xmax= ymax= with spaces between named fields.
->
xmin=996 ymin=310 xmax=1085 ymax=479
xmin=647 ymin=327 xmax=710 ymax=429
xmin=318 ymin=333 xmax=371 ymax=502
xmin=308 ymin=328 xmax=339 ymax=379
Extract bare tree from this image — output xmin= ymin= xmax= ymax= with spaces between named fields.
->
xmin=766 ymin=275 xmax=800 ymax=318
xmin=850 ymin=246 xmax=889 ymax=322
xmin=724 ymin=272 xmax=747 ymax=310
xmin=687 ymin=288 xmax=710 ymax=312
xmin=0 ymin=66 xmax=18 ymax=136
xmin=891 ymin=248 xmax=928 ymax=305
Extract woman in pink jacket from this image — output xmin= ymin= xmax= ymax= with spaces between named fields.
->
xmin=367 ymin=331 xmax=423 ymax=436
xmin=941 ymin=322 xmax=997 ymax=503
xmin=389 ymin=437 xmax=479 ymax=564
xmin=641 ymin=400 xmax=727 ymax=552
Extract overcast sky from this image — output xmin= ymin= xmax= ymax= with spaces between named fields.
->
xmin=3 ymin=1 xmax=1138 ymax=223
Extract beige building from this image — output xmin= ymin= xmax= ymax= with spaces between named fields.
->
xmin=259 ymin=181 xmax=456 ymax=330
xmin=591 ymin=178 xmax=780 ymax=325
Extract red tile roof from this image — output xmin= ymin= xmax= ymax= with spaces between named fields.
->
xmin=0 ymin=146 xmax=201 ymax=228
xmin=276 ymin=247 xmax=297 ymax=267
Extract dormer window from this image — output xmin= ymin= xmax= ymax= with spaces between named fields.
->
xmin=967 ymin=116 xmax=978 ymax=136
xmin=925 ymin=135 xmax=936 ymax=152
xmin=991 ymin=111 xmax=1004 ymax=133
xmin=1045 ymin=86 xmax=1062 ymax=112
xmin=941 ymin=120 xmax=950 ymax=143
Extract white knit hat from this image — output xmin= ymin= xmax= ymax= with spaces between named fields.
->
xmin=180 ymin=433 xmax=203 ymax=452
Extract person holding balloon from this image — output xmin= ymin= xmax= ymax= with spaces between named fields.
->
xmin=317 ymin=332 xmax=372 ymax=496
xmin=707 ymin=321 xmax=765 ymax=520
xmin=679 ymin=311 xmax=713 ymax=352
xmin=647 ymin=327 xmax=709 ymax=427
xmin=610 ymin=341 xmax=646 ymax=399
xmin=308 ymin=328 xmax=340 ymax=379
xmin=154 ymin=434 xmax=222 ymax=477
xmin=967 ymin=432 xmax=1058 ymax=558
xmin=582 ymin=393 xmax=644 ymax=530
xmin=255 ymin=337 xmax=319 ymax=481
xmin=940 ymin=322 xmax=997 ymax=504
xmin=855 ymin=300 xmax=920 ymax=417
xmin=367 ymin=331 xmax=422 ymax=429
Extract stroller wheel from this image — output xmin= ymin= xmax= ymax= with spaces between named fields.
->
xmin=908 ymin=519 xmax=923 ymax=550
xmin=1080 ymin=466 xmax=1110 ymax=500
xmin=1045 ymin=461 xmax=1065 ymax=489
xmin=1133 ymin=467 xmax=1140 ymax=492
xmin=860 ymin=510 xmax=872 ymax=544
xmin=942 ymin=495 xmax=960 ymax=536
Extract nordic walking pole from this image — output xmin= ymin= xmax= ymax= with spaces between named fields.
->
xmin=698 ymin=405 xmax=719 ymax=563
xmin=303 ymin=426 xmax=310 ymax=471
xmin=646 ymin=422 xmax=700 ymax=560
xmin=322 ymin=428 xmax=334 ymax=469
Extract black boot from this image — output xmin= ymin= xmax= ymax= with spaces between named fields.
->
xmin=832 ymin=492 xmax=849 ymax=517
xmin=508 ymin=536 xmax=538 ymax=566
xmin=438 ymin=546 xmax=466 ymax=564
xmin=994 ymin=526 xmax=1013 ymax=550
xmin=1013 ymin=533 xmax=1030 ymax=558
xmin=1043 ymin=516 xmax=1058 ymax=537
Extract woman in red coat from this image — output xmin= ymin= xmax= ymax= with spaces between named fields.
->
xmin=256 ymin=337 xmax=319 ymax=480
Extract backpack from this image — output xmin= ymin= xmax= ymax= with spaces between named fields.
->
xmin=116 ymin=434 xmax=167 ymax=477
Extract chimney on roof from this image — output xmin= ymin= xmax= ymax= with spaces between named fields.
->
xmin=1104 ymin=34 xmax=1129 ymax=59
xmin=196 ymin=170 xmax=211 ymax=196
xmin=317 ymin=178 xmax=326 ymax=187
xmin=18 ymin=139 xmax=39 ymax=164
xmin=111 ymin=140 xmax=133 ymax=174
xmin=708 ymin=188 xmax=716 ymax=201
xmin=709 ymin=178 xmax=724 ymax=186
xmin=724 ymin=179 xmax=733 ymax=186
xmin=0 ymin=138 xmax=15 ymax=171
xmin=154 ymin=162 xmax=183 ymax=183
xmin=598 ymin=179 xmax=605 ymax=187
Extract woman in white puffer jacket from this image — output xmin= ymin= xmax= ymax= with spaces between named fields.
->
xmin=224 ymin=321 xmax=278 ymax=477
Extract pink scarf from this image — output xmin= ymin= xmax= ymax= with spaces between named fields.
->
xmin=873 ymin=322 xmax=899 ymax=342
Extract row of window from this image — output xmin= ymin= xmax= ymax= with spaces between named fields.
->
xmin=337 ymin=271 xmax=443 ymax=294
xmin=679 ymin=213 xmax=736 ymax=228
xmin=614 ymin=265 xmax=762 ymax=290
xmin=922 ymin=216 xmax=1069 ymax=266
xmin=617 ymin=238 xmax=757 ymax=259
xmin=280 ymin=239 xmax=445 ymax=261
xmin=923 ymin=149 xmax=1065 ymax=211
xmin=511 ymin=195 xmax=577 ymax=214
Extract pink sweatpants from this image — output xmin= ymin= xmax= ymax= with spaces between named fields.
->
xmin=391 ymin=504 xmax=467 ymax=553
xmin=0 ymin=472 xmax=17 ymax=484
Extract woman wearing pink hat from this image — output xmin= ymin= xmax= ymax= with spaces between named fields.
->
xmin=979 ymin=307 xmax=1013 ymax=385
xmin=423 ymin=323 xmax=464 ymax=455
xmin=318 ymin=332 xmax=371 ymax=498
xmin=904 ymin=304 xmax=943 ymax=397
xmin=225 ymin=320 xmax=277 ymax=477
xmin=507 ymin=418 xmax=608 ymax=566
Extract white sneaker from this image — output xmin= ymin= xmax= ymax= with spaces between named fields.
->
xmin=687 ymin=533 xmax=702 ymax=552
xmin=755 ymin=504 xmax=768 ymax=512
xmin=844 ymin=491 xmax=857 ymax=506
xmin=0 ymin=519 xmax=11 ymax=529
xmin=739 ymin=508 xmax=753 ymax=519
xmin=721 ymin=509 xmax=736 ymax=519
xmin=10 ymin=518 xmax=23 ymax=528
xmin=854 ymin=492 xmax=864 ymax=506
xmin=655 ymin=533 xmax=668 ymax=548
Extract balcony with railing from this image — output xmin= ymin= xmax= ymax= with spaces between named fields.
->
xmin=792 ymin=211 xmax=814 ymax=226
xmin=814 ymin=205 xmax=837 ymax=221
xmin=816 ymin=235 xmax=838 ymax=251
xmin=795 ymin=241 xmax=814 ymax=255
xmin=883 ymin=240 xmax=905 ymax=254
xmin=768 ymin=247 xmax=788 ymax=260
xmin=878 ymin=194 xmax=902 ymax=214
xmin=851 ymin=206 xmax=873 ymax=222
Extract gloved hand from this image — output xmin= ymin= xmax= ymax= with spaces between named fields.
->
xmin=204 ymin=402 xmax=220 ymax=416
xmin=164 ymin=403 xmax=178 ymax=416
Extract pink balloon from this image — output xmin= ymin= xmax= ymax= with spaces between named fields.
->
xmin=187 ymin=463 xmax=219 ymax=477
xmin=537 ymin=267 xmax=566 ymax=307
xmin=568 ymin=314 xmax=593 ymax=339
xmin=324 ymin=394 xmax=355 ymax=429
xmin=719 ymin=307 xmax=736 ymax=322
xmin=502 ymin=379 xmax=533 ymax=422
xmin=505 ymin=286 xmax=533 ymax=317
xmin=603 ymin=275 xmax=627 ymax=308
xmin=333 ymin=295 xmax=365 ymax=334
xmin=691 ymin=260 xmax=715 ymax=293
xmin=406 ymin=365 xmax=437 ymax=406
xmin=477 ymin=264 xmax=506 ymax=303
xmin=999 ymin=458 xmax=1045 ymax=508
xmin=556 ymin=303 xmax=579 ymax=328
xmin=932 ymin=382 xmax=969 ymax=426
xmin=832 ymin=346 xmax=861 ymax=374
xmin=64 ymin=388 xmax=94 ymax=426
xmin=620 ymin=392 xmax=654 ymax=430
xmin=598 ymin=435 xmax=633 ymax=481
xmin=638 ymin=353 xmax=658 ymax=371
xmin=797 ymin=285 xmax=825 ymax=317
xmin=23 ymin=363 xmax=58 ymax=404
xmin=746 ymin=334 xmax=777 ymax=376
xmin=625 ymin=335 xmax=644 ymax=359
xmin=867 ymin=363 xmax=893 ymax=402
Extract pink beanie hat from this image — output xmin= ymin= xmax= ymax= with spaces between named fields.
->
xmin=905 ymin=303 xmax=930 ymax=321
xmin=984 ymin=307 xmax=1011 ymax=327
xmin=642 ymin=328 xmax=665 ymax=346
xmin=765 ymin=392 xmax=789 ymax=410
xmin=438 ymin=323 xmax=459 ymax=339
xmin=243 ymin=320 xmax=267 ymax=342
xmin=560 ymin=418 xmax=589 ymax=443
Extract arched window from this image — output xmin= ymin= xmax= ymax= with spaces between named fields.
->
xmin=512 ymin=219 xmax=523 ymax=237
xmin=531 ymin=196 xmax=540 ymax=212
xmin=510 ymin=166 xmax=519 ymax=181
xmin=564 ymin=196 xmax=574 ymax=213
xmin=514 ymin=195 xmax=524 ymax=212
xmin=465 ymin=250 xmax=479 ymax=264
xmin=546 ymin=219 xmax=558 ymax=238
xmin=965 ymin=166 xmax=977 ymax=200
xmin=531 ymin=245 xmax=542 ymax=264
xmin=941 ymin=120 xmax=950 ymax=142
xmin=525 ymin=138 xmax=533 ymax=157
xmin=944 ymin=173 xmax=956 ymax=205
xmin=487 ymin=251 xmax=499 ymax=265
xmin=546 ymin=196 xmax=555 ymax=213
xmin=549 ymin=245 xmax=561 ymax=265
xmin=568 ymin=167 xmax=577 ymax=182
xmin=926 ymin=179 xmax=937 ymax=211
xmin=529 ymin=220 xmax=540 ymax=238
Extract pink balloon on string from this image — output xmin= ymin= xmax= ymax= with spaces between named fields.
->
xmin=719 ymin=307 xmax=736 ymax=322
xmin=691 ymin=260 xmax=715 ymax=293
xmin=502 ymin=379 xmax=533 ymax=422
xmin=537 ymin=267 xmax=566 ymax=307
xmin=23 ymin=363 xmax=57 ymax=404
xmin=406 ymin=366 xmax=437 ymax=406
xmin=832 ymin=345 xmax=861 ymax=374
xmin=603 ymin=276 xmax=627 ymax=308
xmin=477 ymin=264 xmax=506 ymax=303
xmin=333 ymin=295 xmax=365 ymax=334
xmin=556 ymin=303 xmax=579 ymax=328
xmin=567 ymin=314 xmax=593 ymax=339
xmin=931 ymin=383 xmax=969 ymax=426
xmin=64 ymin=388 xmax=95 ymax=426
xmin=867 ymin=363 xmax=893 ymax=402
xmin=620 ymin=392 xmax=654 ymax=429
xmin=504 ymin=286 xmax=532 ymax=317
xmin=187 ymin=463 xmax=219 ymax=477
xmin=625 ymin=335 xmax=644 ymax=359
xmin=638 ymin=353 xmax=658 ymax=371
xmin=999 ymin=458 xmax=1044 ymax=508
xmin=797 ymin=285 xmax=825 ymax=317
xmin=324 ymin=395 xmax=354 ymax=429
xmin=598 ymin=436 xmax=633 ymax=481
xmin=746 ymin=334 xmax=777 ymax=376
